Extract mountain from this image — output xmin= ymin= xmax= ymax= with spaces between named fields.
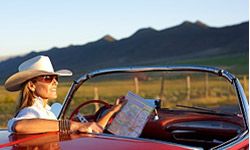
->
xmin=0 ymin=20 xmax=248 ymax=83
xmin=0 ymin=56 xmax=13 ymax=62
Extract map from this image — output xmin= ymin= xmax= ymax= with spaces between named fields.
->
xmin=107 ymin=91 xmax=155 ymax=137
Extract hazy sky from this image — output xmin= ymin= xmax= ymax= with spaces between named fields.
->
xmin=0 ymin=0 xmax=248 ymax=56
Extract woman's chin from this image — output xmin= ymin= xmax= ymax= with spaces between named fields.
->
xmin=49 ymin=95 xmax=57 ymax=100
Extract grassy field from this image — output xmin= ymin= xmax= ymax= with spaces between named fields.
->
xmin=0 ymin=72 xmax=248 ymax=128
xmin=174 ymin=54 xmax=249 ymax=74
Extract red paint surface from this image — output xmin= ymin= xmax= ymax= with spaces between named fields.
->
xmin=0 ymin=131 xmax=192 ymax=150
xmin=227 ymin=138 xmax=249 ymax=150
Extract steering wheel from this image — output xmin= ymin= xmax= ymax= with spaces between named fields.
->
xmin=69 ymin=99 xmax=111 ymax=121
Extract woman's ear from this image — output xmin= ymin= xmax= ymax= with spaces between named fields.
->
xmin=27 ymin=81 xmax=36 ymax=92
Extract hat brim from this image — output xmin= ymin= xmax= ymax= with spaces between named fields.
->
xmin=4 ymin=69 xmax=72 ymax=91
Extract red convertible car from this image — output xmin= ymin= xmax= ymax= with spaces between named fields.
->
xmin=0 ymin=66 xmax=248 ymax=150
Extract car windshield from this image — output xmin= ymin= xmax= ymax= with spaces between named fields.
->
xmin=67 ymin=71 xmax=243 ymax=117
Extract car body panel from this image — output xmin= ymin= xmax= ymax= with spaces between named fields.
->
xmin=0 ymin=130 xmax=200 ymax=150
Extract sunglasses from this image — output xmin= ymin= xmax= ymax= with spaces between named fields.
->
xmin=34 ymin=75 xmax=58 ymax=83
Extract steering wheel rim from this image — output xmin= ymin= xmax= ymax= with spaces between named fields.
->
xmin=69 ymin=99 xmax=111 ymax=120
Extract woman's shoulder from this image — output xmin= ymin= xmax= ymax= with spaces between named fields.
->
xmin=20 ymin=105 xmax=39 ymax=111
xmin=17 ymin=106 xmax=40 ymax=118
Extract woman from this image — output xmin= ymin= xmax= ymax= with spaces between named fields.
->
xmin=5 ymin=55 xmax=122 ymax=134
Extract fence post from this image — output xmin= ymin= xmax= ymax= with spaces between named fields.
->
xmin=94 ymin=87 xmax=100 ymax=111
xmin=205 ymin=73 xmax=209 ymax=98
xmin=134 ymin=77 xmax=139 ymax=94
xmin=243 ymin=75 xmax=249 ymax=97
xmin=159 ymin=73 xmax=166 ymax=100
xmin=186 ymin=76 xmax=191 ymax=100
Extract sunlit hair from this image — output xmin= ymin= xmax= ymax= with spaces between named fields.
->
xmin=15 ymin=81 xmax=36 ymax=117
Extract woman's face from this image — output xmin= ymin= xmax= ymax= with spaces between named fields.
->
xmin=33 ymin=75 xmax=58 ymax=100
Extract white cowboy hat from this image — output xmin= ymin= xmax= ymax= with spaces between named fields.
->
xmin=4 ymin=55 xmax=72 ymax=91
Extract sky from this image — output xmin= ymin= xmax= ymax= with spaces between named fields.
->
xmin=0 ymin=0 xmax=248 ymax=57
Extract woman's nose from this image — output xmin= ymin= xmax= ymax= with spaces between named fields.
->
xmin=52 ymin=78 xmax=58 ymax=85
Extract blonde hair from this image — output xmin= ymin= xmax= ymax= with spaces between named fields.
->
xmin=15 ymin=81 xmax=36 ymax=117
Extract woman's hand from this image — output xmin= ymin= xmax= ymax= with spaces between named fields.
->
xmin=110 ymin=96 xmax=127 ymax=113
xmin=71 ymin=121 xmax=103 ymax=134
xmin=115 ymin=96 xmax=127 ymax=105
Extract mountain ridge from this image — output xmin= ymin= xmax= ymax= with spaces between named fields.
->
xmin=0 ymin=20 xmax=248 ymax=83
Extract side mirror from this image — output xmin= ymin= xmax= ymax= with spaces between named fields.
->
xmin=51 ymin=103 xmax=62 ymax=118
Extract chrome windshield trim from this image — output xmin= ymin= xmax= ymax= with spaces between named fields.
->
xmin=76 ymin=65 xmax=235 ymax=84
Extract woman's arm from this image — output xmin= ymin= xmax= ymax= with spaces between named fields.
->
xmin=13 ymin=119 xmax=103 ymax=134
xmin=13 ymin=119 xmax=58 ymax=134
xmin=97 ymin=103 xmax=123 ymax=129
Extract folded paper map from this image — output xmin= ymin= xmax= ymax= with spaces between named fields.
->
xmin=107 ymin=91 xmax=155 ymax=137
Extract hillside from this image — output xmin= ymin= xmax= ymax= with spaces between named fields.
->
xmin=0 ymin=20 xmax=248 ymax=83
